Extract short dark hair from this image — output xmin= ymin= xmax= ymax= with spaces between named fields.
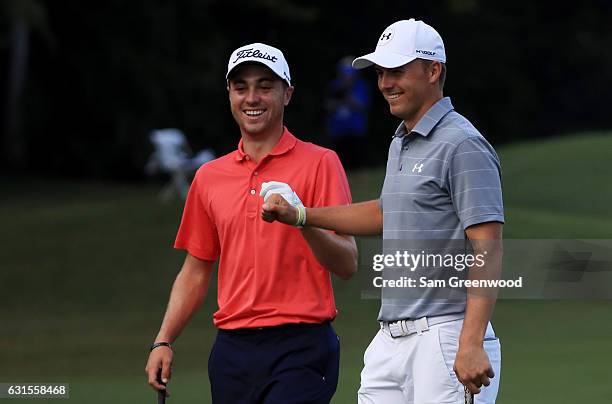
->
xmin=420 ymin=59 xmax=446 ymax=90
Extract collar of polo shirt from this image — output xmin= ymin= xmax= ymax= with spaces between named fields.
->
xmin=394 ymin=97 xmax=454 ymax=138
xmin=235 ymin=126 xmax=297 ymax=162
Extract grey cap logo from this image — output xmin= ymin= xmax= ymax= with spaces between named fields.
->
xmin=416 ymin=49 xmax=436 ymax=56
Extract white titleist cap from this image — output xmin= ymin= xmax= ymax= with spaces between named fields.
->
xmin=353 ymin=19 xmax=446 ymax=69
xmin=226 ymin=43 xmax=291 ymax=86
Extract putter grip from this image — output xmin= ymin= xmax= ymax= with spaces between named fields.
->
xmin=464 ymin=386 xmax=474 ymax=404
xmin=156 ymin=368 xmax=166 ymax=404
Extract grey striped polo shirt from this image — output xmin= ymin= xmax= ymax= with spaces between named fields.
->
xmin=378 ymin=97 xmax=504 ymax=321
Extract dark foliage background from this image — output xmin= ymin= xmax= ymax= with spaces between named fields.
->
xmin=2 ymin=0 xmax=611 ymax=179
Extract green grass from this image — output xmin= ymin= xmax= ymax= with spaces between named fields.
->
xmin=499 ymin=131 xmax=612 ymax=238
xmin=1 ymin=131 xmax=612 ymax=403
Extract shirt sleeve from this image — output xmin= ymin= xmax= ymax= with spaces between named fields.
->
xmin=312 ymin=150 xmax=352 ymax=207
xmin=174 ymin=171 xmax=221 ymax=261
xmin=446 ymin=136 xmax=505 ymax=230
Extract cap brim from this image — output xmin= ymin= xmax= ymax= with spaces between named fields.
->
xmin=352 ymin=51 xmax=417 ymax=69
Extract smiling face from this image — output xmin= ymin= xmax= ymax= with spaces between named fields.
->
xmin=375 ymin=59 xmax=442 ymax=128
xmin=228 ymin=63 xmax=294 ymax=138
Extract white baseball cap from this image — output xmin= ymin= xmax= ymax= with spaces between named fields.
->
xmin=352 ymin=19 xmax=446 ymax=69
xmin=226 ymin=43 xmax=292 ymax=86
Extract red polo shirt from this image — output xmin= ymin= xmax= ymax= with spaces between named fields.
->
xmin=174 ymin=128 xmax=352 ymax=329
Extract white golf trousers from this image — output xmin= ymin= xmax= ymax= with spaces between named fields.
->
xmin=358 ymin=319 xmax=501 ymax=404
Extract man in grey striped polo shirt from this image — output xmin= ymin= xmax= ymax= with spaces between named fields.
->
xmin=262 ymin=19 xmax=504 ymax=404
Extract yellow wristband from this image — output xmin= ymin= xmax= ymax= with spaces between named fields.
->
xmin=295 ymin=205 xmax=306 ymax=228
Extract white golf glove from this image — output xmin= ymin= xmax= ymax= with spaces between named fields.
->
xmin=260 ymin=181 xmax=303 ymax=207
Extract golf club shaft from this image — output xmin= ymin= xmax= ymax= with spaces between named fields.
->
xmin=156 ymin=369 xmax=166 ymax=404
xmin=464 ymin=386 xmax=474 ymax=404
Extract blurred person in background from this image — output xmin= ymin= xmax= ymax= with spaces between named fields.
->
xmin=325 ymin=56 xmax=371 ymax=168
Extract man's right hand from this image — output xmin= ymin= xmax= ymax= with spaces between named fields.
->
xmin=145 ymin=346 xmax=173 ymax=394
xmin=144 ymin=255 xmax=213 ymax=397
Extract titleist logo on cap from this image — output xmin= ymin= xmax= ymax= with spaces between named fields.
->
xmin=233 ymin=48 xmax=278 ymax=64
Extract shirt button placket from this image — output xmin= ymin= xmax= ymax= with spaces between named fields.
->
xmin=247 ymin=166 xmax=261 ymax=216
xmin=398 ymin=140 xmax=408 ymax=171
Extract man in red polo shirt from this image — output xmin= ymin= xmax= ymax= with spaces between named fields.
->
xmin=145 ymin=42 xmax=357 ymax=403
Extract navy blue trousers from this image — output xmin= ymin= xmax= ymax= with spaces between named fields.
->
xmin=208 ymin=321 xmax=340 ymax=404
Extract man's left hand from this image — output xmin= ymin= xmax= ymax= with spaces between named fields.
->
xmin=260 ymin=181 xmax=303 ymax=226
xmin=261 ymin=193 xmax=299 ymax=225
xmin=453 ymin=342 xmax=494 ymax=395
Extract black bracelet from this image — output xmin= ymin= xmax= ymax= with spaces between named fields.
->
xmin=150 ymin=342 xmax=172 ymax=352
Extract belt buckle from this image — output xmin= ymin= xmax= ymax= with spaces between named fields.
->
xmin=388 ymin=320 xmax=407 ymax=338
xmin=388 ymin=317 xmax=429 ymax=338
xmin=414 ymin=317 xmax=429 ymax=335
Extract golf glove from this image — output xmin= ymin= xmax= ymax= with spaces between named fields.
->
xmin=260 ymin=181 xmax=303 ymax=207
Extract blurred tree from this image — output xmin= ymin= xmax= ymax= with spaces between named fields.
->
xmin=1 ymin=0 xmax=611 ymax=178
xmin=1 ymin=0 xmax=49 ymax=169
